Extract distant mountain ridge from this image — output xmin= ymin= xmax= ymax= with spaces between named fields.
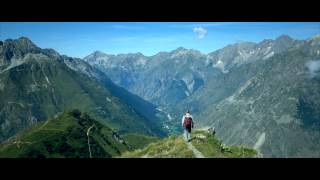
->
xmin=83 ymin=35 xmax=303 ymax=108
xmin=84 ymin=34 xmax=320 ymax=157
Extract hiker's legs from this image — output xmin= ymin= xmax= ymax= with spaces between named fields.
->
xmin=184 ymin=129 xmax=188 ymax=141
xmin=187 ymin=129 xmax=191 ymax=141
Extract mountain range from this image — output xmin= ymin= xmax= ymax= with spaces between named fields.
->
xmin=1 ymin=35 xmax=320 ymax=157
xmin=0 ymin=37 xmax=167 ymax=144
xmin=84 ymin=34 xmax=320 ymax=157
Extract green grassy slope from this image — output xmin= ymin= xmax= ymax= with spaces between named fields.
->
xmin=121 ymin=130 xmax=257 ymax=158
xmin=122 ymin=133 xmax=160 ymax=149
xmin=0 ymin=110 xmax=131 ymax=158
xmin=191 ymin=130 xmax=258 ymax=158
xmin=121 ymin=135 xmax=195 ymax=158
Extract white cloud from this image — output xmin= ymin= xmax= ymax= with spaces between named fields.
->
xmin=193 ymin=27 xmax=208 ymax=39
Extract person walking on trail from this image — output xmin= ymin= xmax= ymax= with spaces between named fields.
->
xmin=182 ymin=110 xmax=194 ymax=142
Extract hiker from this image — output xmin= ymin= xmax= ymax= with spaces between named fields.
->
xmin=182 ymin=110 xmax=194 ymax=142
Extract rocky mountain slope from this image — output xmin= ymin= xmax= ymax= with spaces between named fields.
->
xmin=0 ymin=37 xmax=167 ymax=143
xmin=85 ymin=35 xmax=320 ymax=157
xmin=178 ymin=35 xmax=320 ymax=157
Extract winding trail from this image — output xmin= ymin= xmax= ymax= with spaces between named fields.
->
xmin=186 ymin=141 xmax=205 ymax=158
xmin=87 ymin=125 xmax=95 ymax=158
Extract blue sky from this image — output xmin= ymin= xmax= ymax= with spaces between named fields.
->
xmin=1 ymin=22 xmax=320 ymax=58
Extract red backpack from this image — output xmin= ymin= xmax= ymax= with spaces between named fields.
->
xmin=184 ymin=117 xmax=193 ymax=128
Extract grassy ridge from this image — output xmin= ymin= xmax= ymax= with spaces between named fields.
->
xmin=191 ymin=130 xmax=257 ymax=158
xmin=121 ymin=130 xmax=257 ymax=158
xmin=121 ymin=136 xmax=195 ymax=158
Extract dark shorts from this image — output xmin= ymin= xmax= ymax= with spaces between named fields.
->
xmin=185 ymin=127 xmax=191 ymax=133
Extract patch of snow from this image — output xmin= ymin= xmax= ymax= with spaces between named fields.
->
xmin=263 ymin=46 xmax=272 ymax=55
xmin=167 ymin=114 xmax=172 ymax=121
xmin=170 ymin=49 xmax=188 ymax=58
xmin=263 ymin=51 xmax=274 ymax=60
xmin=44 ymin=76 xmax=50 ymax=84
xmin=96 ymin=56 xmax=109 ymax=62
xmin=0 ymin=58 xmax=25 ymax=74
xmin=238 ymin=77 xmax=254 ymax=95
xmin=156 ymin=108 xmax=162 ymax=112
xmin=235 ymin=50 xmax=254 ymax=64
xmin=64 ymin=59 xmax=102 ymax=81
xmin=213 ymin=59 xmax=228 ymax=73
xmin=64 ymin=60 xmax=79 ymax=72
xmin=238 ymin=50 xmax=251 ymax=60
xmin=185 ymin=91 xmax=190 ymax=96
xmin=106 ymin=97 xmax=112 ymax=102
xmin=222 ymin=69 xmax=229 ymax=73
xmin=182 ymin=74 xmax=195 ymax=93
xmin=225 ymin=94 xmax=236 ymax=103
xmin=136 ymin=57 xmax=147 ymax=66
xmin=188 ymin=80 xmax=195 ymax=92
xmin=253 ymin=132 xmax=266 ymax=150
